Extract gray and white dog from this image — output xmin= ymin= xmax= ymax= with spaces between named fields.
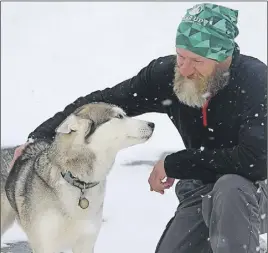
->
xmin=1 ymin=146 xmax=17 ymax=237
xmin=1 ymin=102 xmax=155 ymax=253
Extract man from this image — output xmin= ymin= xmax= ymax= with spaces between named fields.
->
xmin=11 ymin=3 xmax=267 ymax=253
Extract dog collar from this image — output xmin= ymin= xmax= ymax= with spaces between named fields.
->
xmin=61 ymin=171 xmax=99 ymax=189
xmin=61 ymin=171 xmax=99 ymax=209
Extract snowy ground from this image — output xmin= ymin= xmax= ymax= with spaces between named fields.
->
xmin=1 ymin=2 xmax=267 ymax=253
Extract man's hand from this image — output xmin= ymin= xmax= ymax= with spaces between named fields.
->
xmin=9 ymin=142 xmax=30 ymax=170
xmin=148 ymin=160 xmax=175 ymax=194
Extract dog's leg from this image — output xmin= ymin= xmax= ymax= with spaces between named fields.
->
xmin=72 ymin=225 xmax=102 ymax=253
xmin=31 ymin=247 xmax=55 ymax=253
xmin=72 ymin=234 xmax=97 ymax=253
xmin=26 ymin=210 xmax=63 ymax=253
xmin=30 ymin=239 xmax=58 ymax=253
xmin=1 ymin=193 xmax=16 ymax=236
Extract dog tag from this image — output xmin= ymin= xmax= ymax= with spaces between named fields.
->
xmin=78 ymin=189 xmax=89 ymax=209
xmin=78 ymin=197 xmax=89 ymax=209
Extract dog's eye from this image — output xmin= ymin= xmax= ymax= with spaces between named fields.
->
xmin=115 ymin=114 xmax=124 ymax=119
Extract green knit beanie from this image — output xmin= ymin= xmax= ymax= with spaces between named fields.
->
xmin=176 ymin=3 xmax=239 ymax=62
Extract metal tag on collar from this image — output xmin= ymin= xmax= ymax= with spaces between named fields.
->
xmin=78 ymin=184 xmax=89 ymax=209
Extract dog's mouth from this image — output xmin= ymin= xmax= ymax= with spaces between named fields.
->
xmin=127 ymin=133 xmax=153 ymax=140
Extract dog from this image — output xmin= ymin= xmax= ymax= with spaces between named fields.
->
xmin=1 ymin=146 xmax=16 ymax=237
xmin=2 ymin=102 xmax=155 ymax=253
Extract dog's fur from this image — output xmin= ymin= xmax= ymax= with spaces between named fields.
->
xmin=1 ymin=146 xmax=17 ymax=236
xmin=2 ymin=102 xmax=155 ymax=253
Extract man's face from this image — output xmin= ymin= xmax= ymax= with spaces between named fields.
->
xmin=173 ymin=47 xmax=231 ymax=108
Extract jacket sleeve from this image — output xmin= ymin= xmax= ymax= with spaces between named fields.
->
xmin=28 ymin=55 xmax=175 ymax=141
xmin=164 ymin=63 xmax=267 ymax=183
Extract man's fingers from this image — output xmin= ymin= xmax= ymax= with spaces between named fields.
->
xmin=162 ymin=177 xmax=175 ymax=188
xmin=10 ymin=143 xmax=29 ymax=170
xmin=149 ymin=180 xmax=166 ymax=194
xmin=148 ymin=164 xmax=169 ymax=194
xmin=166 ymin=177 xmax=175 ymax=185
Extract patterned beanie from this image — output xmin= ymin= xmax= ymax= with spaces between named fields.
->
xmin=176 ymin=3 xmax=239 ymax=62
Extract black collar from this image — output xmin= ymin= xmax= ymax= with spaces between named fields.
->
xmin=61 ymin=171 xmax=99 ymax=190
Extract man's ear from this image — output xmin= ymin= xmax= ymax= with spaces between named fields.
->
xmin=56 ymin=114 xmax=79 ymax=134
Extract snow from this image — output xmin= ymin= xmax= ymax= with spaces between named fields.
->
xmin=1 ymin=2 xmax=267 ymax=253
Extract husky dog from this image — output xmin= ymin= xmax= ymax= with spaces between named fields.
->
xmin=3 ymin=102 xmax=155 ymax=253
xmin=1 ymin=146 xmax=16 ymax=236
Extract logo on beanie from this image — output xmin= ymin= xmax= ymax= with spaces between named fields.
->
xmin=188 ymin=4 xmax=203 ymax=16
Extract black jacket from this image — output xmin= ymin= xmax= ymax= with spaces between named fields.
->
xmin=28 ymin=48 xmax=267 ymax=183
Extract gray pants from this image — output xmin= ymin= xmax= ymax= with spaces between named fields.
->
xmin=155 ymin=174 xmax=267 ymax=253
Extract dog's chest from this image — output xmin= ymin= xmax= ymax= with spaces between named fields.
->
xmin=36 ymin=207 xmax=103 ymax=252
xmin=39 ymin=180 xmax=106 ymax=250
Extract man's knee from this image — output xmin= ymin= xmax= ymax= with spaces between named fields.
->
xmin=202 ymin=174 xmax=260 ymax=226
xmin=213 ymin=174 xmax=257 ymax=194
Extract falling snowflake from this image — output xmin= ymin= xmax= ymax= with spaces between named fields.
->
xmin=250 ymin=164 xmax=255 ymax=167
xmin=255 ymin=113 xmax=259 ymax=117
xmin=202 ymin=92 xmax=211 ymax=99
xmin=208 ymin=128 xmax=214 ymax=132
xmin=261 ymin=213 xmax=266 ymax=219
xmin=161 ymin=99 xmax=172 ymax=106
xmin=241 ymin=90 xmax=246 ymax=94
xmin=207 ymin=194 xmax=212 ymax=198
xmin=222 ymin=72 xmax=230 ymax=77
xmin=133 ymin=93 xmax=137 ymax=97
xmin=200 ymin=146 xmax=205 ymax=151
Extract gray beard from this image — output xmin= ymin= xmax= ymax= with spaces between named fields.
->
xmin=173 ymin=65 xmax=230 ymax=108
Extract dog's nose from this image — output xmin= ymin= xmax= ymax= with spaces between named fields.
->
xmin=148 ymin=122 xmax=155 ymax=129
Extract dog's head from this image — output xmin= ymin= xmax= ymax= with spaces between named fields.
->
xmin=56 ymin=102 xmax=154 ymax=149
xmin=54 ymin=103 xmax=155 ymax=179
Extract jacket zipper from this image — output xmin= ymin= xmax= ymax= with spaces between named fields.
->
xmin=202 ymin=99 xmax=210 ymax=127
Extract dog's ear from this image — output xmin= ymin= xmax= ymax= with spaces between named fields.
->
xmin=56 ymin=114 xmax=94 ymax=136
xmin=84 ymin=119 xmax=94 ymax=138
xmin=56 ymin=114 xmax=80 ymax=134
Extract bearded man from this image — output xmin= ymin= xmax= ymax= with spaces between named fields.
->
xmin=11 ymin=3 xmax=267 ymax=253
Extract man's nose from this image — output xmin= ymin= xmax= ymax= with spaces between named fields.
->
xmin=179 ymin=59 xmax=195 ymax=77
